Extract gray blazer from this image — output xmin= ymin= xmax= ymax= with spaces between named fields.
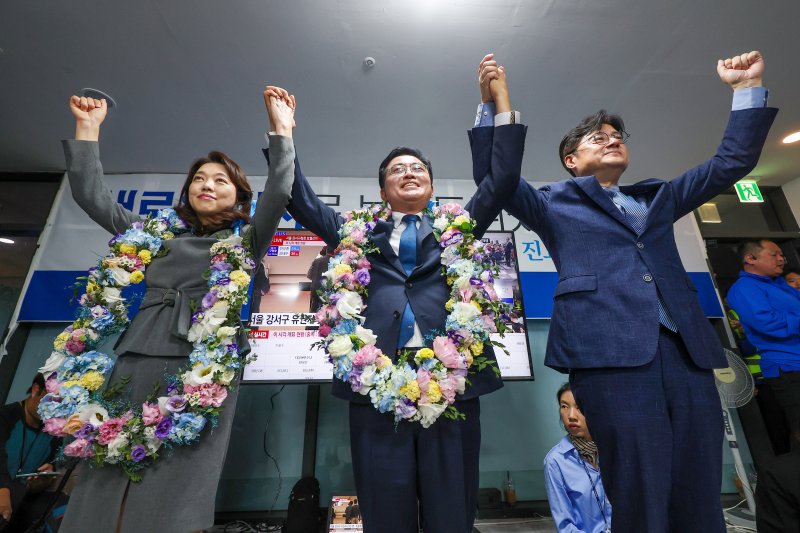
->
xmin=62 ymin=139 xmax=294 ymax=357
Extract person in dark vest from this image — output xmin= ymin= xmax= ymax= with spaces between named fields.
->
xmin=0 ymin=373 xmax=61 ymax=532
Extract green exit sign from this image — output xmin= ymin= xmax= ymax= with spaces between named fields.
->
xmin=735 ymin=181 xmax=764 ymax=203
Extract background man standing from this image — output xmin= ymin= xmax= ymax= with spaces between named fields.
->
xmin=728 ymin=239 xmax=800 ymax=452
xmin=264 ymin=58 xmax=526 ymax=532
xmin=473 ymin=51 xmax=776 ymax=532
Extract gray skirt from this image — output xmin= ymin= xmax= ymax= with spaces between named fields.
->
xmin=60 ymin=354 xmax=240 ymax=533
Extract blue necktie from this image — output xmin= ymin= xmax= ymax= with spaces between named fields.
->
xmin=607 ymin=189 xmax=679 ymax=332
xmin=397 ymin=214 xmax=419 ymax=348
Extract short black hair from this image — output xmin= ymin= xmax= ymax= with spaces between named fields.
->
xmin=378 ymin=147 xmax=433 ymax=189
xmin=26 ymin=372 xmax=45 ymax=395
xmin=784 ymin=267 xmax=800 ymax=278
xmin=556 ymin=382 xmax=571 ymax=404
xmin=737 ymin=239 xmax=768 ymax=265
xmin=559 ymin=110 xmax=626 ymax=176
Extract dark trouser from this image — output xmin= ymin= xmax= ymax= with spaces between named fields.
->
xmin=766 ymin=370 xmax=800 ymax=452
xmin=755 ymin=451 xmax=800 ymax=532
xmin=348 ymin=398 xmax=481 ymax=533
xmin=756 ymin=381 xmax=791 ymax=455
xmin=1 ymin=481 xmax=59 ymax=533
xmin=570 ymin=328 xmax=726 ymax=533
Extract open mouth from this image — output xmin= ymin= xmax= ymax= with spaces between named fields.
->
xmin=401 ymin=182 xmax=420 ymax=189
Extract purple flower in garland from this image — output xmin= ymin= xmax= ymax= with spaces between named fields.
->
xmin=201 ymin=290 xmax=219 ymax=309
xmin=74 ymin=423 xmax=96 ymax=441
xmin=130 ymin=444 xmax=147 ymax=462
xmin=395 ymin=400 xmax=418 ymax=419
xmin=469 ymin=277 xmax=484 ymax=287
xmin=166 ymin=396 xmax=187 ymax=413
xmin=167 ymin=379 xmax=180 ymax=396
xmin=155 ymin=417 xmax=173 ymax=439
xmin=347 ymin=366 xmax=363 ymax=391
xmin=354 ymin=269 xmax=371 ymax=285
xmin=210 ymin=262 xmax=233 ymax=272
xmin=214 ymin=277 xmax=231 ymax=287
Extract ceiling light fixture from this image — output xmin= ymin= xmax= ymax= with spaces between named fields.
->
xmin=783 ymin=131 xmax=800 ymax=144
xmin=0 ymin=237 xmax=15 ymax=244
xmin=697 ymin=203 xmax=722 ymax=224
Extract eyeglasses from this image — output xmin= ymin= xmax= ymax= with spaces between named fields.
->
xmin=387 ymin=163 xmax=429 ymax=177
xmin=581 ymin=130 xmax=630 ymax=147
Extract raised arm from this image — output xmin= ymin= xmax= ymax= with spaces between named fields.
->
xmin=261 ymin=87 xmax=342 ymax=247
xmin=467 ymin=56 xmax=543 ymax=236
xmin=467 ymin=61 xmax=527 ymax=237
xmin=63 ymin=96 xmax=140 ymax=235
xmin=670 ymin=51 xmax=778 ymax=219
xmin=250 ymin=87 xmax=297 ymax=260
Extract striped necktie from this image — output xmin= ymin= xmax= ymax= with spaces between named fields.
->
xmin=397 ymin=215 xmax=419 ymax=347
xmin=607 ymin=189 xmax=678 ymax=332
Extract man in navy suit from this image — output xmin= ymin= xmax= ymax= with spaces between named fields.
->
xmin=263 ymin=59 xmax=526 ymax=532
xmin=473 ymin=51 xmax=776 ymax=532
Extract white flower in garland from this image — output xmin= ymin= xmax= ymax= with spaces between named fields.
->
xmin=36 ymin=208 xmax=255 ymax=481
xmin=315 ymin=202 xmax=510 ymax=427
xmin=336 ymin=291 xmax=363 ymax=319
xmin=328 ymin=335 xmax=354 ymax=357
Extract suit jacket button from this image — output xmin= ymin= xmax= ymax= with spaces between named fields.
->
xmin=636 ymin=242 xmax=645 ymax=249
xmin=643 ymin=274 xmax=653 ymax=282
xmin=405 ymin=281 xmax=413 ymax=288
xmin=393 ymin=310 xmax=401 ymax=319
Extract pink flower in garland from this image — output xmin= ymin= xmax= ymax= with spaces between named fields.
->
xmin=438 ymin=203 xmax=464 ymax=216
xmin=64 ymin=438 xmax=95 ymax=458
xmin=416 ymin=369 xmax=432 ymax=404
xmin=45 ymin=375 xmax=59 ymax=394
xmin=438 ymin=374 xmax=459 ymax=404
xmin=352 ymin=345 xmax=380 ymax=366
xmin=64 ymin=339 xmax=85 ymax=354
xmin=184 ymin=383 xmax=228 ymax=407
xmin=439 ymin=228 xmax=464 ymax=247
xmin=96 ymin=417 xmax=127 ymax=445
xmin=432 ymin=336 xmax=463 ymax=369
xmin=141 ymin=402 xmax=163 ymax=426
xmin=43 ymin=417 xmax=68 ymax=437
xmin=316 ymin=305 xmax=340 ymax=325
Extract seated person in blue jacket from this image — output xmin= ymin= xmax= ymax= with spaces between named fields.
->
xmin=0 ymin=374 xmax=61 ymax=532
xmin=728 ymin=239 xmax=800 ymax=452
xmin=263 ymin=55 xmax=526 ymax=533
xmin=544 ymin=383 xmax=611 ymax=533
xmin=783 ymin=267 xmax=800 ymax=290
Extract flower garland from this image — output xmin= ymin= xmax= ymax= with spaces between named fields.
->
xmin=315 ymin=203 xmax=510 ymax=427
xmin=37 ymin=209 xmax=255 ymax=481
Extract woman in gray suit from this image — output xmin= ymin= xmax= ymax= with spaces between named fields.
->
xmin=58 ymin=91 xmax=295 ymax=533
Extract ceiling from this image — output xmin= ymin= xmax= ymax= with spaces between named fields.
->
xmin=1 ymin=0 xmax=799 ymax=186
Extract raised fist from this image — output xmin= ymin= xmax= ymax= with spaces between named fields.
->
xmin=717 ymin=51 xmax=764 ymax=89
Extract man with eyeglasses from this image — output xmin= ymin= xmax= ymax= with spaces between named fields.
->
xmin=263 ymin=56 xmax=526 ymax=532
xmin=473 ymin=51 xmax=776 ymax=532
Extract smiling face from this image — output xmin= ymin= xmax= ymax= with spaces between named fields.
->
xmin=563 ymin=123 xmax=630 ymax=184
xmin=379 ymin=154 xmax=434 ymax=214
xmin=559 ymin=390 xmax=592 ymax=441
xmin=187 ymin=162 xmax=238 ymax=224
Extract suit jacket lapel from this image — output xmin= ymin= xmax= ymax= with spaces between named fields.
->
xmin=620 ymin=179 xmax=666 ymax=231
xmin=573 ymin=176 xmax=632 ymax=231
xmin=415 ymin=214 xmax=440 ymax=275
xmin=371 ymin=219 xmax=406 ymax=276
